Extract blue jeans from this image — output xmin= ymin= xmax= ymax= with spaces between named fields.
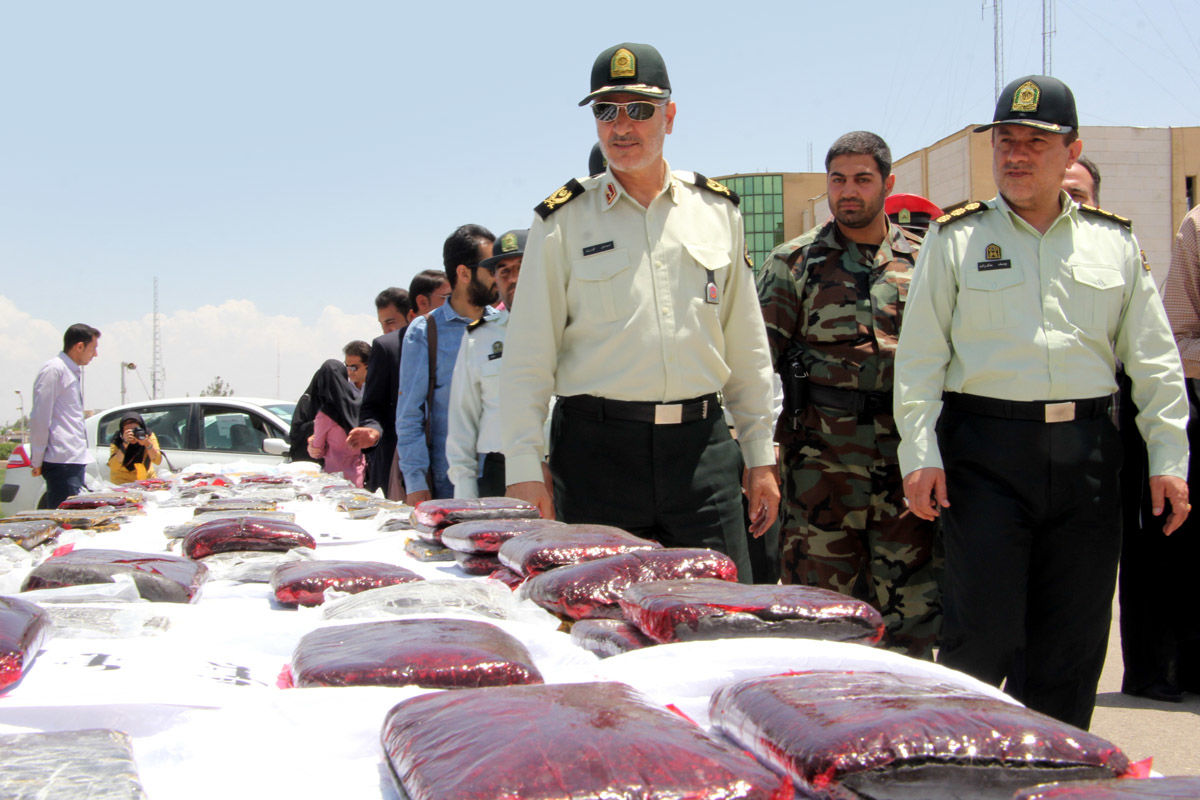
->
xmin=38 ymin=462 xmax=87 ymax=509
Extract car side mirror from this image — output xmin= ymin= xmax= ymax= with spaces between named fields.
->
xmin=262 ymin=438 xmax=288 ymax=456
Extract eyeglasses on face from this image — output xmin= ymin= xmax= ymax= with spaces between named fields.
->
xmin=591 ymin=100 xmax=666 ymax=122
xmin=345 ymin=363 xmax=363 ymax=372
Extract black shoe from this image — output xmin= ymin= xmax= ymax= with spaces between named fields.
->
xmin=1122 ymin=681 xmax=1184 ymax=703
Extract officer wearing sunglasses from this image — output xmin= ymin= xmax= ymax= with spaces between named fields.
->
xmin=500 ymin=42 xmax=779 ymax=582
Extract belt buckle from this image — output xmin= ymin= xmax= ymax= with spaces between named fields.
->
xmin=1044 ymin=401 xmax=1076 ymax=423
xmin=654 ymin=404 xmax=683 ymax=425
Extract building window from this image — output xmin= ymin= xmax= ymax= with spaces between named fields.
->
xmin=721 ymin=174 xmax=785 ymax=274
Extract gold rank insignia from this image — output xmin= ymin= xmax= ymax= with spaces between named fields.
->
xmin=605 ymin=181 xmax=617 ymax=206
xmin=499 ymin=232 xmax=518 ymax=253
xmin=1141 ymin=249 xmax=1151 ymax=271
xmin=985 ymin=243 xmax=1002 ymax=259
xmin=534 ymin=178 xmax=585 ymax=219
xmin=1079 ymin=204 xmax=1132 ymax=229
xmin=934 ymin=201 xmax=986 ymax=226
xmin=1012 ymin=80 xmax=1040 ymax=112
xmin=611 ymin=48 xmax=636 ymax=78
xmin=691 ymin=172 xmax=741 ymax=206
xmin=744 ymin=245 xmax=754 ymax=269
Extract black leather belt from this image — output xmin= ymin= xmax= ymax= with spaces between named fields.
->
xmin=559 ymin=394 xmax=721 ymax=425
xmin=942 ymin=392 xmax=1113 ymax=423
xmin=808 ymin=383 xmax=894 ymax=416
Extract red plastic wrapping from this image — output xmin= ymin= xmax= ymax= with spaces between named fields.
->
xmin=290 ymin=618 xmax=542 ymax=688
xmin=57 ymin=492 xmax=144 ymax=510
xmin=270 ymin=560 xmax=423 ymax=607
xmin=21 ymin=548 xmax=209 ymax=603
xmin=0 ymin=596 xmax=50 ymax=691
xmin=621 ymin=578 xmax=884 ymax=644
xmin=453 ymin=551 xmax=502 ymax=576
xmin=710 ymin=672 xmax=1130 ymax=800
xmin=441 ymin=518 xmax=565 ymax=554
xmin=410 ymin=521 xmax=444 ymax=545
xmin=1014 ymin=778 xmax=1200 ymax=799
xmin=381 ymin=681 xmax=792 ymax=800
xmin=487 ymin=566 xmax=525 ymax=590
xmin=183 ymin=516 xmax=315 ymax=559
xmin=570 ymin=618 xmax=656 ymax=658
xmin=0 ymin=520 xmax=59 ymax=550
xmin=524 ymin=548 xmax=738 ymax=620
xmin=411 ymin=497 xmax=540 ymax=529
xmin=498 ymin=524 xmax=662 ymax=576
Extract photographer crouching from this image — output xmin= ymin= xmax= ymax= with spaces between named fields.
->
xmin=107 ymin=413 xmax=162 ymax=484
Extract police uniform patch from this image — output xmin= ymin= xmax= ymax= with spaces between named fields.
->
xmin=1079 ymin=204 xmax=1132 ymax=229
xmin=499 ymin=232 xmax=518 ymax=254
xmin=934 ymin=201 xmax=987 ymax=227
xmin=1012 ymin=80 xmax=1040 ymax=112
xmin=898 ymin=208 xmax=911 ymax=224
xmin=535 ymin=178 xmax=586 ymax=219
xmin=604 ymin=181 xmax=617 ymax=206
xmin=487 ymin=340 xmax=504 ymax=361
xmin=691 ymin=172 xmax=740 ymax=206
xmin=611 ymin=48 xmax=636 ymax=78
xmin=985 ymin=243 xmax=1002 ymax=260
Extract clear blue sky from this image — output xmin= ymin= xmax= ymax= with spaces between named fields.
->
xmin=2 ymin=0 xmax=1198 ymax=420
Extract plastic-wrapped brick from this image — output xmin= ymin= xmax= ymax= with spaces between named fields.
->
xmin=411 ymin=497 xmax=539 ymax=529
xmin=570 ymin=618 xmax=656 ymax=658
xmin=498 ymin=524 xmax=661 ymax=577
xmin=1012 ymin=777 xmax=1200 ymax=799
xmin=0 ymin=729 xmax=147 ymax=799
xmin=453 ymin=551 xmax=502 ymax=576
xmin=183 ymin=516 xmax=315 ymax=559
xmin=710 ymin=671 xmax=1130 ymax=800
xmin=0 ymin=595 xmax=50 ymax=691
xmin=524 ymin=547 xmax=738 ymax=619
xmin=381 ymin=681 xmax=792 ymax=800
xmin=441 ymin=518 xmax=565 ymax=555
xmin=621 ymin=578 xmax=884 ymax=644
xmin=22 ymin=548 xmax=208 ymax=603
xmin=270 ymin=560 xmax=423 ymax=606
xmin=288 ymin=618 xmax=542 ymax=689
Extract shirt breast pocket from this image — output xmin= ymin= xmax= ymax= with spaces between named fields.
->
xmin=571 ymin=249 xmax=630 ymax=323
xmin=962 ymin=266 xmax=1025 ymax=330
xmin=1068 ymin=263 xmax=1125 ymax=332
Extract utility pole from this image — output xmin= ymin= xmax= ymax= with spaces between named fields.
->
xmin=120 ymin=362 xmax=137 ymax=404
xmin=992 ymin=0 xmax=1005 ymax=100
xmin=151 ymin=277 xmax=165 ymax=398
xmin=13 ymin=390 xmax=25 ymax=443
xmin=1042 ymin=0 xmax=1055 ymax=75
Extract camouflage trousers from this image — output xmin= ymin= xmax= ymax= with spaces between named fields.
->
xmin=780 ymin=410 xmax=942 ymax=658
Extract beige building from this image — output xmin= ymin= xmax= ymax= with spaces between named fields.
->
xmin=722 ymin=125 xmax=1200 ymax=283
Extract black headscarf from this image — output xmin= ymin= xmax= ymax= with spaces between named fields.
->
xmin=306 ymin=358 xmax=361 ymax=431
xmin=111 ymin=412 xmax=152 ymax=472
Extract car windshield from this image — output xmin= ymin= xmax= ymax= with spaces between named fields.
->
xmin=264 ymin=403 xmax=296 ymax=426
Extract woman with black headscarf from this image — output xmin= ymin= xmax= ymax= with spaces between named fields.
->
xmin=303 ymin=359 xmax=365 ymax=486
xmin=107 ymin=412 xmax=163 ymax=484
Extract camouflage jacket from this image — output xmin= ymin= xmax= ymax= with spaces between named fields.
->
xmin=757 ymin=219 xmax=921 ymax=395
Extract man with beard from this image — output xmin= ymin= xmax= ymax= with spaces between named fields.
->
xmin=897 ymin=76 xmax=1189 ymax=727
xmin=501 ymin=43 xmax=777 ymax=580
xmin=757 ymin=131 xmax=939 ymax=657
xmin=447 ymin=229 xmax=534 ymax=498
xmin=397 ymin=224 xmax=496 ymax=503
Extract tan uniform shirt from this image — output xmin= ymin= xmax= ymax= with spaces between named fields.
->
xmin=1162 ymin=205 xmax=1200 ymax=378
xmin=500 ymin=164 xmax=776 ymax=485
xmin=895 ymin=192 xmax=1188 ymax=478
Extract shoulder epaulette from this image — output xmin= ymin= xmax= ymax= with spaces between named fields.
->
xmin=933 ymin=201 xmax=987 ymax=227
xmin=466 ymin=317 xmax=487 ymax=332
xmin=1079 ymin=204 xmax=1132 ymax=230
xmin=534 ymin=178 xmax=586 ymax=219
xmin=691 ymin=172 xmax=740 ymax=207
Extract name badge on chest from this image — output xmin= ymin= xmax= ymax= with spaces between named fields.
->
xmin=704 ymin=269 xmax=719 ymax=304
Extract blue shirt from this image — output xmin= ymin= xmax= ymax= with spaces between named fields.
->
xmin=395 ymin=302 xmax=492 ymax=495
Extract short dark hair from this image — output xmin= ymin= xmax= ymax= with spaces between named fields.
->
xmin=342 ymin=340 xmax=371 ymax=361
xmin=409 ymin=269 xmax=449 ymax=303
xmin=63 ymin=323 xmax=100 ymax=353
xmin=825 ymin=131 xmax=892 ymax=178
xmin=442 ymin=224 xmax=495 ymax=289
xmin=374 ymin=287 xmax=410 ymax=317
xmin=1075 ymin=155 xmax=1102 ymax=205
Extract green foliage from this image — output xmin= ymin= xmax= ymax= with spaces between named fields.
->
xmin=201 ymin=376 xmax=235 ymax=397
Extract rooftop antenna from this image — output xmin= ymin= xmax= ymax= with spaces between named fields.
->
xmin=151 ymin=277 xmax=165 ymax=398
xmin=807 ymin=141 xmax=814 ymax=173
xmin=1042 ymin=0 xmax=1055 ymax=74
xmin=984 ymin=0 xmax=1005 ymax=100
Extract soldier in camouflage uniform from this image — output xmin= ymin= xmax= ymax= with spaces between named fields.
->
xmin=757 ymin=131 xmax=940 ymax=658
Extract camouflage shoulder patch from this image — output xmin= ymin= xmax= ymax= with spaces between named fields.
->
xmin=1079 ymin=204 xmax=1132 ymax=230
xmin=691 ymin=172 xmax=740 ymax=207
xmin=466 ymin=317 xmax=487 ymax=332
xmin=534 ymin=178 xmax=586 ymax=219
xmin=933 ymin=201 xmax=987 ymax=227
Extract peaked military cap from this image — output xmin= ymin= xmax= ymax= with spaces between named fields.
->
xmin=974 ymin=75 xmax=1078 ymax=135
xmin=479 ymin=228 xmax=529 ymax=271
xmin=578 ymin=42 xmax=671 ymax=106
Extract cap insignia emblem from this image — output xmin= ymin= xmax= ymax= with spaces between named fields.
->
xmin=898 ymin=209 xmax=911 ymax=224
xmin=985 ymin=243 xmax=1002 ymax=259
xmin=500 ymin=232 xmax=517 ymax=253
xmin=1012 ymin=81 xmax=1040 ymax=112
xmin=611 ymin=48 xmax=635 ymax=78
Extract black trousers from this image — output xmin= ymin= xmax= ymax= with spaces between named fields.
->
xmin=936 ymin=406 xmax=1122 ymax=730
xmin=38 ymin=462 xmax=87 ymax=510
xmin=478 ymin=452 xmax=506 ymax=499
xmin=549 ymin=399 xmax=751 ymax=582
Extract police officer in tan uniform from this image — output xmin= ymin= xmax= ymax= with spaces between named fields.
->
xmin=500 ymin=42 xmax=778 ymax=579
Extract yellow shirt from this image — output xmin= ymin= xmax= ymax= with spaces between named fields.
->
xmin=107 ymin=433 xmax=162 ymax=484
xmin=895 ymin=192 xmax=1188 ymax=478
xmin=500 ymin=165 xmax=776 ymax=485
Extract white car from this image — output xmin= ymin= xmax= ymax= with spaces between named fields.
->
xmin=2 ymin=397 xmax=295 ymax=515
